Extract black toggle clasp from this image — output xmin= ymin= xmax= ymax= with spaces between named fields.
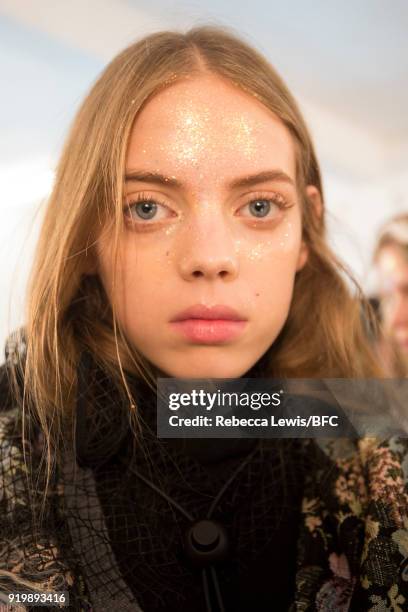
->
xmin=183 ymin=519 xmax=229 ymax=567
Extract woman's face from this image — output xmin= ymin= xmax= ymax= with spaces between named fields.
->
xmin=97 ymin=74 xmax=310 ymax=378
xmin=376 ymin=244 xmax=408 ymax=357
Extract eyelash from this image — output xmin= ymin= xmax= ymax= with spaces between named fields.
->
xmin=123 ymin=191 xmax=292 ymax=226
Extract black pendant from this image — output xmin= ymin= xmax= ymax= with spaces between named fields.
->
xmin=183 ymin=519 xmax=229 ymax=567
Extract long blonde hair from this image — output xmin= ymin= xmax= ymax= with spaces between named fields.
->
xmin=11 ymin=24 xmax=382 ymax=518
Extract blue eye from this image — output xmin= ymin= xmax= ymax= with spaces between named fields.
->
xmin=134 ymin=200 xmax=158 ymax=220
xmin=248 ymin=199 xmax=272 ymax=218
xmin=124 ymin=196 xmax=171 ymax=223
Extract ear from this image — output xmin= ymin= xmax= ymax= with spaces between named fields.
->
xmin=306 ymin=184 xmax=323 ymax=220
xmin=296 ymin=240 xmax=309 ymax=271
xmin=295 ymin=185 xmax=323 ymax=272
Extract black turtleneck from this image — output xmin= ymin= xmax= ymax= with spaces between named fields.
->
xmin=80 ymin=369 xmax=305 ymax=612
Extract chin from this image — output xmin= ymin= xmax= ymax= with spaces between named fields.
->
xmin=160 ymin=360 xmax=255 ymax=380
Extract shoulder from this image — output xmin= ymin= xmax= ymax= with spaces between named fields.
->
xmin=0 ymin=327 xmax=26 ymax=415
xmin=0 ymin=330 xmax=26 ymax=492
xmin=0 ymin=329 xmax=30 ymax=476
xmin=0 ymin=330 xmax=42 ymax=521
xmin=0 ymin=331 xmax=91 ymax=609
xmin=297 ymin=436 xmax=408 ymax=610
xmin=304 ymin=436 xmax=408 ymax=530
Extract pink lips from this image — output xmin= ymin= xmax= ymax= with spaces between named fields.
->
xmin=170 ymin=304 xmax=247 ymax=344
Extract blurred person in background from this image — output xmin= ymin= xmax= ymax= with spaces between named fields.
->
xmin=372 ymin=213 xmax=408 ymax=376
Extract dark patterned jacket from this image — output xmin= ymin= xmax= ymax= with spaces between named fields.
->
xmin=1 ymin=332 xmax=408 ymax=611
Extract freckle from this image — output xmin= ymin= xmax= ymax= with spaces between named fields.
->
xmin=255 ymin=292 xmax=260 ymax=297
xmin=165 ymin=251 xmax=169 ymax=256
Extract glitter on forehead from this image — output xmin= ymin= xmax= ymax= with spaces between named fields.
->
xmin=227 ymin=115 xmax=257 ymax=159
xmin=156 ymin=98 xmax=212 ymax=167
xmin=127 ymin=75 xmax=295 ymax=204
xmin=143 ymin=91 xmax=266 ymax=172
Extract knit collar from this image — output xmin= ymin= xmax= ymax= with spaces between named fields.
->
xmin=74 ymin=351 xmax=268 ymax=469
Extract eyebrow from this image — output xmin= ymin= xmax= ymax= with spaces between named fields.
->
xmin=124 ymin=169 xmax=295 ymax=190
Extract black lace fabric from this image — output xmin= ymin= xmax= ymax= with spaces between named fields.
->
xmin=70 ymin=363 xmax=307 ymax=611
xmin=94 ymin=439 xmax=305 ymax=611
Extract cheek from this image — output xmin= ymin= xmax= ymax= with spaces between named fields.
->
xmin=248 ymin=262 xmax=297 ymax=323
xmin=96 ymin=239 xmax=147 ymax=318
xmin=244 ymin=218 xmax=302 ymax=262
xmin=104 ymin=240 xmax=172 ymax=336
xmin=237 ymin=216 xmax=302 ymax=306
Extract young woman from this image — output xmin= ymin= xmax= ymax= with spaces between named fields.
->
xmin=1 ymin=25 xmax=407 ymax=612
xmin=372 ymin=213 xmax=408 ymax=376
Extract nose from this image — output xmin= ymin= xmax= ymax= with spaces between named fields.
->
xmin=177 ymin=213 xmax=239 ymax=282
